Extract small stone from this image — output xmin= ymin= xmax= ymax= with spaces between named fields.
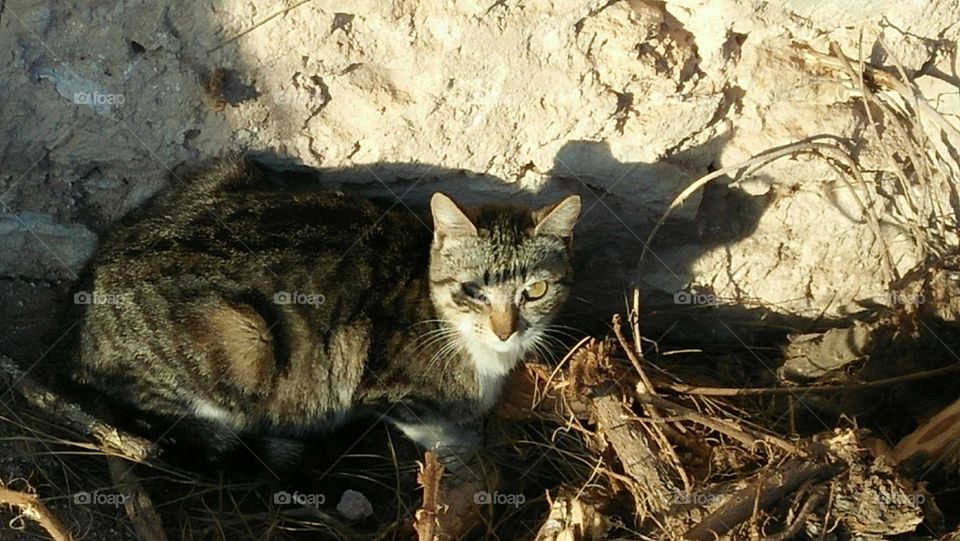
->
xmin=336 ymin=489 xmax=373 ymax=520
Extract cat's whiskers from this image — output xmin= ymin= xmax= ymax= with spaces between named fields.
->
xmin=403 ymin=319 xmax=448 ymax=332
xmin=425 ymin=334 xmax=466 ymax=376
xmin=528 ymin=334 xmax=560 ymax=364
xmin=542 ymin=325 xmax=583 ymax=342
xmin=401 ymin=322 xmax=460 ymax=358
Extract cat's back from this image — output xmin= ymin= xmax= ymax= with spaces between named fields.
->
xmin=70 ymin=163 xmax=436 ymax=426
xmin=97 ymin=181 xmax=428 ymax=272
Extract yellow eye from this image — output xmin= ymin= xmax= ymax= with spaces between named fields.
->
xmin=524 ymin=280 xmax=548 ymax=301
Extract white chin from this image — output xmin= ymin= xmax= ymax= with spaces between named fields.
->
xmin=488 ymin=339 xmax=519 ymax=353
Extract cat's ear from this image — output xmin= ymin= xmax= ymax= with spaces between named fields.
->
xmin=534 ymin=194 xmax=581 ymax=239
xmin=431 ymin=193 xmax=477 ymax=239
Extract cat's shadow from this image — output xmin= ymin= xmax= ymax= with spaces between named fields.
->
xmin=237 ymin=136 xmax=777 ymax=344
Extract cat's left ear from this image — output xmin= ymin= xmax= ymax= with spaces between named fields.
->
xmin=431 ymin=193 xmax=478 ymax=240
xmin=534 ymin=195 xmax=581 ymax=240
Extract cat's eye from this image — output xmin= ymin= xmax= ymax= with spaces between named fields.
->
xmin=461 ymin=283 xmax=487 ymax=303
xmin=523 ymin=281 xmax=548 ymax=301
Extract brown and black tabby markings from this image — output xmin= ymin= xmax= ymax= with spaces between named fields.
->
xmin=62 ymin=160 xmax=580 ymax=463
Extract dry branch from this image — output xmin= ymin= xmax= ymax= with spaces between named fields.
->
xmin=413 ymin=451 xmax=488 ymax=541
xmin=806 ymin=45 xmax=960 ymax=144
xmin=0 ymin=485 xmax=72 ymax=541
xmin=106 ymin=457 xmax=168 ymax=541
xmin=593 ymin=389 xmax=678 ymax=517
xmin=759 ymin=486 xmax=829 ymax=541
xmin=636 ymin=393 xmax=800 ymax=455
xmin=613 ymin=314 xmax=692 ymax=491
xmin=682 ymin=459 xmax=841 ymax=541
xmin=414 ymin=452 xmax=444 ymax=541
xmin=659 ymin=362 xmax=960 ymax=396
xmin=0 ymin=354 xmax=155 ymax=462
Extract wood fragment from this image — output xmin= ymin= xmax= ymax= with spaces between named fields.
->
xmin=534 ymin=492 xmax=610 ymax=541
xmin=593 ymin=390 xmax=678 ymax=517
xmin=414 ymin=452 xmax=444 ymax=541
xmin=497 ymin=363 xmax=591 ymax=421
xmin=413 ymin=452 xmax=487 ymax=541
xmin=0 ymin=354 xmax=155 ymax=462
xmin=106 ymin=456 xmax=169 ymax=541
xmin=0 ymin=485 xmax=72 ymax=541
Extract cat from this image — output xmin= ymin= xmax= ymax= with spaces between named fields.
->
xmin=61 ymin=159 xmax=580 ymax=466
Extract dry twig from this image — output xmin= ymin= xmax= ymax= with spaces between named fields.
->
xmin=659 ymin=362 xmax=960 ymax=396
xmin=414 ymin=452 xmax=445 ymax=541
xmin=0 ymin=354 xmax=154 ymax=462
xmin=0 ymin=485 xmax=72 ymax=541
xmin=683 ymin=460 xmax=841 ymax=541
xmin=107 ymin=457 xmax=168 ymax=541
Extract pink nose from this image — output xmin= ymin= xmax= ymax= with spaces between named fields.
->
xmin=490 ymin=304 xmax=518 ymax=341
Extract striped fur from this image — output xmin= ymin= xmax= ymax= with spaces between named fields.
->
xmin=64 ymin=160 xmax=579 ymax=460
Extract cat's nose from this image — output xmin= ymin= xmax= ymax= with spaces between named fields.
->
xmin=493 ymin=327 xmax=514 ymax=341
xmin=490 ymin=304 xmax=518 ymax=341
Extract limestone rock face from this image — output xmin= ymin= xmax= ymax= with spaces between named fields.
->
xmin=1 ymin=0 xmax=958 ymax=348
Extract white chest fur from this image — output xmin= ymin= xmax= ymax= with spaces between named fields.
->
xmin=465 ymin=339 xmax=525 ymax=411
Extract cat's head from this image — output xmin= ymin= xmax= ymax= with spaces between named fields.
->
xmin=428 ymin=192 xmax=580 ymax=372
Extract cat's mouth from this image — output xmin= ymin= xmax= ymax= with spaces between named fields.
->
xmin=486 ymin=335 xmax=523 ymax=353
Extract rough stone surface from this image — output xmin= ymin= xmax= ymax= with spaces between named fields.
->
xmin=1 ymin=0 xmax=958 ymax=351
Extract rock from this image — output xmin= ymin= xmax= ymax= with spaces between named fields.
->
xmin=780 ymin=321 xmax=874 ymax=382
xmin=0 ymin=213 xmax=97 ymax=280
xmin=336 ymin=489 xmax=373 ymax=520
xmin=0 ymin=0 xmax=957 ymax=342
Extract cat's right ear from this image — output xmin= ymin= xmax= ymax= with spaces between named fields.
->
xmin=431 ymin=193 xmax=477 ymax=241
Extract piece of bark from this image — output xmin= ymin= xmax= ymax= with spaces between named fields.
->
xmin=534 ymin=493 xmax=610 ymax=541
xmin=683 ymin=459 xmax=841 ymax=541
xmin=0 ymin=354 xmax=154 ymax=462
xmin=810 ymin=429 xmax=924 ymax=537
xmin=106 ymin=457 xmax=168 ymax=541
xmin=593 ymin=388 xmax=678 ymax=518
xmin=893 ymin=396 xmax=960 ymax=467
xmin=0 ymin=486 xmax=72 ymax=541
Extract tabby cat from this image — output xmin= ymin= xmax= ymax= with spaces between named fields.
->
xmin=64 ymin=159 xmax=580 ymax=464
